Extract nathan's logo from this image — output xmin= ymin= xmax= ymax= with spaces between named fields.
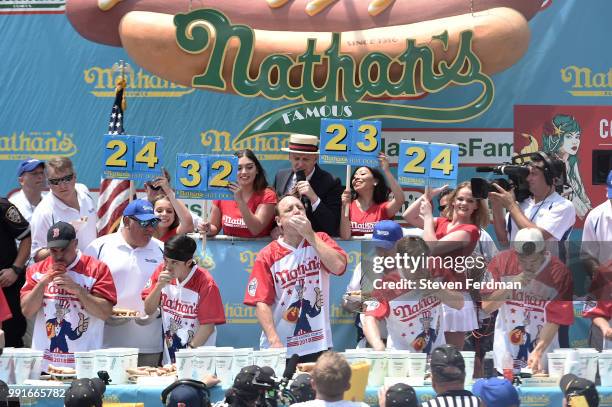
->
xmin=0 ymin=130 xmax=77 ymax=160
xmin=175 ymin=9 xmax=494 ymax=141
xmin=347 ymin=251 xmax=362 ymax=267
xmin=201 ymin=130 xmax=289 ymax=161
xmin=224 ymin=303 xmax=258 ymax=324
xmin=239 ymin=250 xmax=258 ymax=274
xmin=561 ymin=66 xmax=612 ymax=96
xmin=84 ymin=67 xmax=195 ymax=98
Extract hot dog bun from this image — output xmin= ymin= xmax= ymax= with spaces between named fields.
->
xmin=118 ymin=7 xmax=530 ymax=90
xmin=66 ymin=0 xmax=542 ymax=47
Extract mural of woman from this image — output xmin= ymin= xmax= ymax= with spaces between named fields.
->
xmin=542 ymin=114 xmax=592 ymax=219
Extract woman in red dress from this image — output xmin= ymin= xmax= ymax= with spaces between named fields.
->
xmin=206 ymin=149 xmax=277 ymax=238
xmin=402 ymin=181 xmax=489 ymax=349
xmin=339 ymin=153 xmax=405 ymax=239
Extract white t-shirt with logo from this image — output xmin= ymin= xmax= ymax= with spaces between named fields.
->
xmin=485 ymin=250 xmax=574 ymax=372
xmin=365 ymin=283 xmax=445 ymax=353
xmin=84 ymin=231 xmax=164 ymax=353
xmin=9 ymin=190 xmax=48 ymax=222
xmin=244 ymin=233 xmax=347 ymax=356
xmin=30 ymin=183 xmax=98 ymax=256
xmin=142 ymin=265 xmax=226 ymax=363
xmin=21 ymin=252 xmax=117 ymax=371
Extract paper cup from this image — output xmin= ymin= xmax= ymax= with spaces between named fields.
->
xmin=406 ymin=353 xmax=427 ymax=385
xmin=0 ymin=350 xmax=14 ymax=383
xmin=232 ymin=348 xmax=254 ymax=379
xmin=175 ymin=349 xmax=196 ymax=380
xmin=576 ymin=349 xmax=598 ymax=382
xmin=106 ymin=348 xmax=129 ymax=384
xmin=387 ymin=350 xmax=410 ymax=377
xmin=93 ymin=349 xmax=109 ymax=376
xmin=194 ymin=347 xmax=217 ymax=379
xmin=215 ymin=348 xmax=235 ymax=387
xmin=74 ymin=351 xmax=95 ymax=379
xmin=460 ymin=351 xmax=475 ymax=385
xmin=599 ymin=353 xmax=612 ymax=386
xmin=28 ymin=350 xmax=43 ymax=380
xmin=367 ymin=351 xmax=387 ymax=387
xmin=547 ymin=352 xmax=566 ymax=378
xmin=13 ymin=349 xmax=33 ymax=384
xmin=253 ymin=349 xmax=278 ymax=375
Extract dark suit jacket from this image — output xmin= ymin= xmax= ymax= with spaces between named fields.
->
xmin=273 ymin=165 xmax=343 ymax=236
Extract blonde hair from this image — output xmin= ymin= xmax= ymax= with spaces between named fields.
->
xmin=45 ymin=157 xmax=74 ymax=175
xmin=441 ymin=181 xmax=489 ymax=229
xmin=311 ymin=351 xmax=351 ymax=398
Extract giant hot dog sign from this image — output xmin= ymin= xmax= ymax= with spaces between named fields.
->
xmin=66 ymin=0 xmax=541 ymax=140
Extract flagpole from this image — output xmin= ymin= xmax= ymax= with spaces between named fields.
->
xmin=115 ymin=60 xmax=135 ymax=202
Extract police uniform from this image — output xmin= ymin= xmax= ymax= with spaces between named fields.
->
xmin=0 ymin=198 xmax=30 ymax=347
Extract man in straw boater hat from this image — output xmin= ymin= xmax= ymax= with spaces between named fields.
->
xmin=273 ymin=134 xmax=343 ymax=237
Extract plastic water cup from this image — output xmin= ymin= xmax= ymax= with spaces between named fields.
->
xmin=13 ymin=349 xmax=33 ymax=384
xmin=386 ymin=350 xmax=410 ymax=377
xmin=343 ymin=350 xmax=370 ymax=367
xmin=367 ymin=351 xmax=387 ymax=387
xmin=460 ymin=351 xmax=475 ymax=385
xmin=215 ymin=348 xmax=235 ymax=387
xmin=75 ymin=351 xmax=95 ymax=379
xmin=406 ymin=353 xmax=427 ymax=385
xmin=576 ymin=349 xmax=598 ymax=382
xmin=547 ymin=352 xmax=566 ymax=378
xmin=274 ymin=347 xmax=287 ymax=376
xmin=599 ymin=353 xmax=612 ymax=386
xmin=175 ymin=349 xmax=195 ymax=380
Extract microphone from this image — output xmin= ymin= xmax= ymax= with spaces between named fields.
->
xmin=282 ymin=354 xmax=300 ymax=382
xmin=295 ymin=170 xmax=310 ymax=209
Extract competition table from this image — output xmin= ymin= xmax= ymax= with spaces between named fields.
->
xmin=7 ymin=385 xmax=612 ymax=406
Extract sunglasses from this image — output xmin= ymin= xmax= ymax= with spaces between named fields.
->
xmin=145 ymin=181 xmax=161 ymax=191
xmin=129 ymin=216 xmax=160 ymax=228
xmin=48 ymin=173 xmax=74 ymax=186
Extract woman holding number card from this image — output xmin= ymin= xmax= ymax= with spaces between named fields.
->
xmin=339 ymin=152 xmax=405 ymax=239
xmin=402 ymin=181 xmax=487 ymax=350
xmin=203 ymin=149 xmax=277 ymax=238
xmin=150 ymin=174 xmax=194 ymax=242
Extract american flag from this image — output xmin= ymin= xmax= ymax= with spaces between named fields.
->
xmin=96 ymin=79 xmax=133 ymax=236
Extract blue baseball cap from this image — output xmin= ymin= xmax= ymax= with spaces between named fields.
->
xmin=123 ymin=199 xmax=157 ymax=221
xmin=165 ymin=383 xmax=206 ymax=407
xmin=16 ymin=158 xmax=44 ymax=176
xmin=472 ymin=378 xmax=520 ymax=407
xmin=372 ymin=220 xmax=403 ymax=249
xmin=607 ymin=170 xmax=612 ymax=199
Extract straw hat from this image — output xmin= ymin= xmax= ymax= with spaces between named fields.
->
xmin=282 ymin=134 xmax=319 ymax=154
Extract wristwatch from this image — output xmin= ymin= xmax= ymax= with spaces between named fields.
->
xmin=10 ymin=265 xmax=25 ymax=276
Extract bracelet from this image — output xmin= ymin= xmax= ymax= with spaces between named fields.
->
xmin=10 ymin=265 xmax=25 ymax=276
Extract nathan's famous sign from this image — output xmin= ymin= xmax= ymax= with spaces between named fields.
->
xmin=66 ymin=2 xmax=539 ymax=138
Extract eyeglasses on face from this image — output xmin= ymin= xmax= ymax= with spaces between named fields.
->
xmin=48 ymin=173 xmax=74 ymax=186
xmin=129 ymin=217 xmax=160 ymax=228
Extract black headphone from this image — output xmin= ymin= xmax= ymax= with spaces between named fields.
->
xmin=531 ymin=151 xmax=564 ymax=186
xmin=161 ymin=379 xmax=211 ymax=407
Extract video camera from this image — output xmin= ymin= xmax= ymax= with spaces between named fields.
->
xmin=470 ymin=152 xmax=560 ymax=202
xmin=226 ymin=354 xmax=300 ymax=407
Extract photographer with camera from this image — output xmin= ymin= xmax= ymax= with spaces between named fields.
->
xmin=488 ymin=152 xmax=576 ymax=257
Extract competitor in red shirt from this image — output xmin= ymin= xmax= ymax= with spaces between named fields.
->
xmin=339 ymin=153 xmax=405 ymax=239
xmin=206 ymin=149 xmax=278 ymax=238
xmin=403 ymin=181 xmax=488 ymax=349
xmin=142 ymin=234 xmax=225 ymax=363
xmin=21 ymin=222 xmax=117 ymax=370
xmin=583 ymin=260 xmax=612 ymax=350
xmin=244 ymin=195 xmax=347 ymax=362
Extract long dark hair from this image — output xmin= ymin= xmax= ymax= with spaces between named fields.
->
xmin=235 ymin=149 xmax=269 ymax=192
xmin=350 ymin=166 xmax=389 ymax=204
